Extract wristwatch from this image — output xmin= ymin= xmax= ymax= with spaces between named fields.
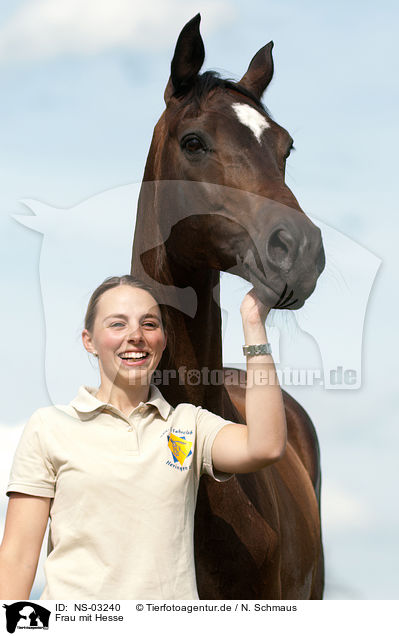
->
xmin=242 ymin=343 xmax=272 ymax=356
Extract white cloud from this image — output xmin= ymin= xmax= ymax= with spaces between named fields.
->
xmin=321 ymin=481 xmax=371 ymax=532
xmin=0 ymin=0 xmax=235 ymax=64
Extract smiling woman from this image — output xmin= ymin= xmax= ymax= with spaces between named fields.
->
xmin=81 ymin=276 xmax=169 ymax=412
xmin=0 ymin=274 xmax=286 ymax=600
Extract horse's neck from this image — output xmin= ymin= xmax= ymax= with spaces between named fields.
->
xmin=159 ymin=268 xmax=228 ymax=413
xmin=133 ymin=154 xmax=230 ymax=415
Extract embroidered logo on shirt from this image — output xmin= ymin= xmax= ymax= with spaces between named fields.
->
xmin=167 ymin=434 xmax=192 ymax=466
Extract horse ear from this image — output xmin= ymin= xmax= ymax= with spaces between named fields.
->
xmin=238 ymin=42 xmax=274 ymax=100
xmin=164 ymin=14 xmax=205 ymax=103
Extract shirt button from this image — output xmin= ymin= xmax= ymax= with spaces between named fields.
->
xmin=127 ymin=426 xmax=133 ymax=432
xmin=137 ymin=406 xmax=145 ymax=414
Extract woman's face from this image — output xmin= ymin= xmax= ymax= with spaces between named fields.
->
xmin=82 ymin=285 xmax=167 ymax=387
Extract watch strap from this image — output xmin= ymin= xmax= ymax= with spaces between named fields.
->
xmin=242 ymin=343 xmax=272 ymax=356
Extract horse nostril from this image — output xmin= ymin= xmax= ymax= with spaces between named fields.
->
xmin=266 ymin=227 xmax=297 ymax=271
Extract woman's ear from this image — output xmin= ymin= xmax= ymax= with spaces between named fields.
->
xmin=82 ymin=329 xmax=97 ymax=356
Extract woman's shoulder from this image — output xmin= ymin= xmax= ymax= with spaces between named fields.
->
xmin=172 ymin=400 xmax=219 ymax=414
xmin=170 ymin=401 xmax=199 ymax=418
xmin=170 ymin=401 xmax=227 ymax=427
xmin=28 ymin=385 xmax=100 ymax=424
xmin=26 ymin=403 xmax=78 ymax=428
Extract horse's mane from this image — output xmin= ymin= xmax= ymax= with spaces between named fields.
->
xmin=173 ymin=70 xmax=271 ymax=117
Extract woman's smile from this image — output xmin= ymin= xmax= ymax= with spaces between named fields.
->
xmin=118 ymin=349 xmax=151 ymax=366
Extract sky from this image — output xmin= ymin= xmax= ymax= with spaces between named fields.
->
xmin=0 ymin=0 xmax=398 ymax=602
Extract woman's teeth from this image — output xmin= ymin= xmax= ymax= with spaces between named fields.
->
xmin=119 ymin=352 xmax=148 ymax=359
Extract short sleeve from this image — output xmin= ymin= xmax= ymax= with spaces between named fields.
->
xmin=6 ymin=410 xmax=56 ymax=498
xmin=195 ymin=407 xmax=234 ymax=482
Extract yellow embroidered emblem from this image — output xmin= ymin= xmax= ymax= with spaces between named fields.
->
xmin=168 ymin=434 xmax=193 ymax=466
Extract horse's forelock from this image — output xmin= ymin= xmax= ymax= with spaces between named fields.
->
xmin=171 ymin=71 xmax=270 ymax=117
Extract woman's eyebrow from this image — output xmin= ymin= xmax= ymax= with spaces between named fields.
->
xmin=141 ymin=313 xmax=161 ymax=321
xmin=103 ymin=313 xmax=161 ymax=321
xmin=103 ymin=313 xmax=128 ymax=322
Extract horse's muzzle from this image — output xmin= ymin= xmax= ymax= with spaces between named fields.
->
xmin=246 ymin=215 xmax=325 ymax=309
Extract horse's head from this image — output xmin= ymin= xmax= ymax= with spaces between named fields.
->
xmin=140 ymin=14 xmax=325 ymax=309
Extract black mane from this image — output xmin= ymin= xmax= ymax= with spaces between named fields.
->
xmin=173 ymin=70 xmax=271 ymax=117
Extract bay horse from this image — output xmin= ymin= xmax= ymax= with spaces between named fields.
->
xmin=131 ymin=14 xmax=325 ymax=599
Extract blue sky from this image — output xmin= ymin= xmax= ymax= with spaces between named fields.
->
xmin=0 ymin=0 xmax=398 ymax=600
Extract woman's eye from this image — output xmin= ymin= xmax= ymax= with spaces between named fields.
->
xmin=110 ymin=322 xmax=125 ymax=328
xmin=181 ymin=135 xmax=206 ymax=155
xmin=143 ymin=321 xmax=157 ymax=329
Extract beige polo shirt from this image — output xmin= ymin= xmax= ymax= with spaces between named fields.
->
xmin=7 ymin=385 xmax=233 ymax=600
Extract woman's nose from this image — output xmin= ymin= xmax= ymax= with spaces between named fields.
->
xmin=127 ymin=326 xmax=144 ymax=342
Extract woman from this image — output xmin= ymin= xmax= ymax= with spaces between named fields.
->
xmin=0 ymin=275 xmax=286 ymax=599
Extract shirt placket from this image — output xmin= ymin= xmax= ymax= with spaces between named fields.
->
xmin=104 ymin=405 xmax=144 ymax=455
xmin=125 ymin=405 xmax=147 ymax=455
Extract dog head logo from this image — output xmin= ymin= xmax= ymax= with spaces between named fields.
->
xmin=2 ymin=602 xmax=50 ymax=633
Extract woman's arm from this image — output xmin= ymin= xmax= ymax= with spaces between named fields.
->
xmin=211 ymin=288 xmax=287 ymax=473
xmin=0 ymin=493 xmax=50 ymax=599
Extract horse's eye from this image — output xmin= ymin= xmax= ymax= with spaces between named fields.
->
xmin=284 ymin=143 xmax=295 ymax=161
xmin=181 ymin=135 xmax=206 ymax=155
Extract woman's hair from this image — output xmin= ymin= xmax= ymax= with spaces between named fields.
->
xmin=84 ymin=276 xmax=172 ymax=355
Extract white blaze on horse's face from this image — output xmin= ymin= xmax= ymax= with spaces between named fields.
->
xmin=232 ymin=103 xmax=270 ymax=143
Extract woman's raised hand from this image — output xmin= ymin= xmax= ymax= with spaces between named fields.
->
xmin=240 ymin=288 xmax=271 ymax=327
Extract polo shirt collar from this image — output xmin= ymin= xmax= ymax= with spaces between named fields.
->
xmin=70 ymin=384 xmax=172 ymax=420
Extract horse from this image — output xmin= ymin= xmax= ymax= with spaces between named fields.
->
xmin=131 ymin=14 xmax=325 ymax=599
